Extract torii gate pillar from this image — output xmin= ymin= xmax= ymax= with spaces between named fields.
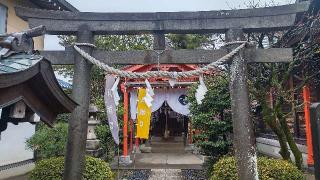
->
xmin=227 ymin=29 xmax=258 ymax=180
xmin=64 ymin=25 xmax=94 ymax=180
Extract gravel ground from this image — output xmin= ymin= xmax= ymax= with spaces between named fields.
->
xmin=181 ymin=169 xmax=208 ymax=180
xmin=117 ymin=169 xmax=208 ymax=180
xmin=117 ymin=169 xmax=151 ymax=180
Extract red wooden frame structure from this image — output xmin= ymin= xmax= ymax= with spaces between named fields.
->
xmin=120 ymin=64 xmax=200 ymax=156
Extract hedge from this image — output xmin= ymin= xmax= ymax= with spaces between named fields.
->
xmin=211 ymin=156 xmax=304 ymax=180
xmin=29 ymin=156 xmax=114 ymax=180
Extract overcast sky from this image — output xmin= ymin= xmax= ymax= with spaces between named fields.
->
xmin=66 ymin=0 xmax=292 ymax=12
xmin=44 ymin=0 xmax=293 ymax=50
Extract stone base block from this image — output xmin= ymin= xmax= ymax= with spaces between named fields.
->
xmin=119 ymin=155 xmax=132 ymax=166
xmin=86 ymin=139 xmax=100 ymax=150
xmin=133 ymin=146 xmax=141 ymax=154
xmin=86 ymin=148 xmax=103 ymax=157
xmin=140 ymin=144 xmax=152 ymax=153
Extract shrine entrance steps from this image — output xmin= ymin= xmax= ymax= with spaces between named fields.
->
xmin=150 ymin=136 xmax=185 ymax=154
xmin=112 ymin=153 xmax=204 ymax=169
xmin=112 ymin=136 xmax=203 ymax=169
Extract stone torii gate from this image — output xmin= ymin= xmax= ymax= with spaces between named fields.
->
xmin=16 ymin=2 xmax=309 ymax=180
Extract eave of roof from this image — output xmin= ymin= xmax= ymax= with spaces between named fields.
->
xmin=0 ymin=53 xmax=77 ymax=125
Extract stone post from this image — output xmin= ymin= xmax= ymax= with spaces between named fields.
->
xmin=153 ymin=33 xmax=166 ymax=50
xmin=64 ymin=25 xmax=93 ymax=180
xmin=226 ymin=29 xmax=259 ymax=180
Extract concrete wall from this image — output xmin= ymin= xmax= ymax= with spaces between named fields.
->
xmin=0 ymin=123 xmax=35 ymax=166
xmin=0 ymin=0 xmax=44 ymax=50
xmin=256 ymin=137 xmax=308 ymax=168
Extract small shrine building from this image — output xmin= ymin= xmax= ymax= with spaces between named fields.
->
xmin=120 ymin=64 xmax=206 ymax=157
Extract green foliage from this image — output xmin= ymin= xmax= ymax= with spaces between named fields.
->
xmin=167 ymin=34 xmax=212 ymax=49
xmin=26 ymin=122 xmax=68 ymax=159
xmin=29 ymin=156 xmax=114 ymax=180
xmin=188 ymin=74 xmax=232 ymax=158
xmin=95 ymin=125 xmax=114 ymax=161
xmin=95 ymin=35 xmax=153 ymax=51
xmin=95 ymin=102 xmax=124 ymax=162
xmin=211 ymin=156 xmax=304 ymax=180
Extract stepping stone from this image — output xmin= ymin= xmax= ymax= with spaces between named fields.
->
xmin=148 ymin=169 xmax=182 ymax=180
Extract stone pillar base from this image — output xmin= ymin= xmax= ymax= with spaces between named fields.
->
xmin=133 ymin=146 xmax=141 ymax=154
xmin=86 ymin=148 xmax=103 ymax=157
xmin=119 ymin=155 xmax=132 ymax=166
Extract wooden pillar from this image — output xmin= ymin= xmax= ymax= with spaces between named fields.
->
xmin=123 ymin=88 xmax=129 ymax=156
xmin=64 ymin=26 xmax=93 ymax=180
xmin=188 ymin=121 xmax=193 ymax=145
xmin=303 ymin=86 xmax=314 ymax=165
xmin=226 ymin=29 xmax=258 ymax=180
xmin=130 ymin=119 xmax=133 ymax=152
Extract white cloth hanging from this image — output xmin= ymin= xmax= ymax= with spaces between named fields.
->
xmin=130 ymin=88 xmax=190 ymax=118
xmin=151 ymin=89 xmax=166 ymax=112
xmin=166 ymin=89 xmax=190 ymax=116
xmin=195 ymin=76 xmax=208 ymax=105
xmin=130 ymin=90 xmax=138 ymax=120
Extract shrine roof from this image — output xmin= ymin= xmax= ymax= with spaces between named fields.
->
xmin=0 ymin=53 xmax=43 ymax=74
xmin=0 ymin=27 xmax=77 ymax=126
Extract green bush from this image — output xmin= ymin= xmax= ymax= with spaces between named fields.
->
xmin=26 ymin=122 xmax=68 ymax=159
xmin=29 ymin=156 xmax=114 ymax=180
xmin=211 ymin=156 xmax=304 ymax=180
xmin=188 ymin=74 xmax=232 ymax=159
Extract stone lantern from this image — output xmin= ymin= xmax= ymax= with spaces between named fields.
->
xmin=86 ymin=104 xmax=103 ymax=157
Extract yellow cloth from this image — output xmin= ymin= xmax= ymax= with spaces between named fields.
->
xmin=136 ymin=88 xmax=152 ymax=139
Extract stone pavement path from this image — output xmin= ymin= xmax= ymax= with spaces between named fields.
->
xmin=148 ymin=169 xmax=182 ymax=180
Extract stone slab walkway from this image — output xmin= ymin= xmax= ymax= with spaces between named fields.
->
xmin=112 ymin=153 xmax=204 ymax=169
xmin=148 ymin=169 xmax=182 ymax=180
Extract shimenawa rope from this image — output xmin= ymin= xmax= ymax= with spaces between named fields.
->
xmin=73 ymin=41 xmax=251 ymax=79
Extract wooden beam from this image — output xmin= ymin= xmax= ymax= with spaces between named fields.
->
xmin=16 ymin=2 xmax=309 ymax=35
xmin=41 ymin=48 xmax=292 ymax=65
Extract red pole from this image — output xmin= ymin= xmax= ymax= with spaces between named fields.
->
xmin=130 ymin=119 xmax=133 ymax=152
xmin=122 ymin=88 xmax=129 ymax=156
xmin=303 ymin=86 xmax=314 ymax=165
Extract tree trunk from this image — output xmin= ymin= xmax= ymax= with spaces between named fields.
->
xmin=268 ymin=120 xmax=292 ymax=161
xmin=260 ymin=99 xmax=291 ymax=161
xmin=276 ymin=100 xmax=303 ymax=169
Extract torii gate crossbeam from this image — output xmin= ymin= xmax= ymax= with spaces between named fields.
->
xmin=15 ymin=2 xmax=310 ymax=180
xmin=16 ymin=2 xmax=309 ymax=35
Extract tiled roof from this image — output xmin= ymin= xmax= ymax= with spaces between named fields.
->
xmin=0 ymin=52 xmax=72 ymax=90
xmin=0 ymin=53 xmax=43 ymax=74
